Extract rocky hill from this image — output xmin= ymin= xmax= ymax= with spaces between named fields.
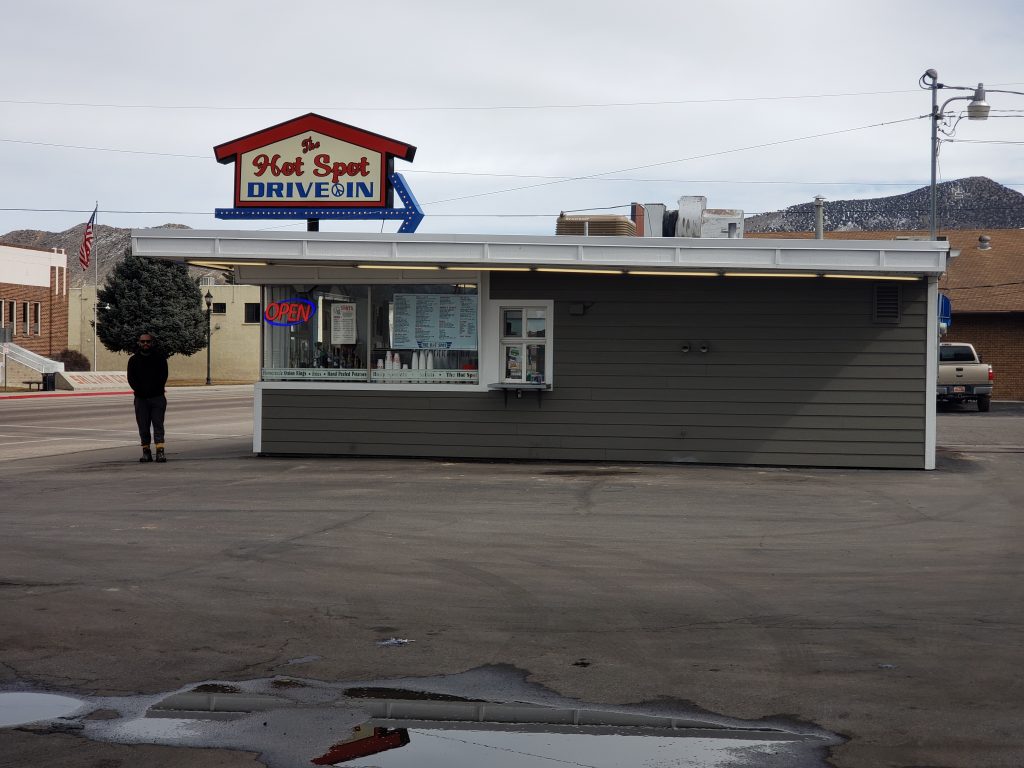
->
xmin=0 ymin=223 xmax=216 ymax=287
xmin=744 ymin=176 xmax=1024 ymax=233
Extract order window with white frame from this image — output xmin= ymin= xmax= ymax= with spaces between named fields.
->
xmin=261 ymin=282 xmax=480 ymax=385
xmin=499 ymin=304 xmax=551 ymax=384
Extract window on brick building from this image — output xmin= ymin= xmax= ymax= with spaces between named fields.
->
xmin=22 ymin=302 xmax=29 ymax=336
xmin=32 ymin=303 xmax=41 ymax=335
xmin=6 ymin=301 xmax=15 ymax=336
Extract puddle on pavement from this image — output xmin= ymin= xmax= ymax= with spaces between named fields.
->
xmin=0 ymin=691 xmax=85 ymax=727
xmin=1 ymin=667 xmax=841 ymax=767
xmin=314 ymin=723 xmax=804 ymax=767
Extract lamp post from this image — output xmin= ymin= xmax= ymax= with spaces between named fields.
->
xmin=920 ymin=69 xmax=1024 ymax=240
xmin=90 ymin=300 xmax=110 ymax=370
xmin=204 ymin=290 xmax=213 ymax=386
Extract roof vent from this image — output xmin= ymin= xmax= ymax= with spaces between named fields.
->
xmin=556 ymin=214 xmax=636 ymax=237
xmin=873 ymin=284 xmax=901 ymax=324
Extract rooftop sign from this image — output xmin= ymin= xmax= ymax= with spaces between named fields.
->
xmin=213 ymin=114 xmax=423 ymax=231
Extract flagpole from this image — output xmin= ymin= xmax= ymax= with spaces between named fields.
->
xmin=78 ymin=203 xmax=98 ymax=368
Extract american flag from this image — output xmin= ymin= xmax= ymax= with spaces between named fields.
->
xmin=78 ymin=205 xmax=97 ymax=270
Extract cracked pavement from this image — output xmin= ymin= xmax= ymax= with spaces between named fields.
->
xmin=1 ymin=391 xmax=1023 ymax=766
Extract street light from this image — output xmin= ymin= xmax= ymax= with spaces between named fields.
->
xmin=90 ymin=301 xmax=110 ymax=370
xmin=204 ymin=290 xmax=213 ymax=386
xmin=920 ymin=69 xmax=1024 ymax=239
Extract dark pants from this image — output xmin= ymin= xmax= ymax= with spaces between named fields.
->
xmin=134 ymin=395 xmax=167 ymax=446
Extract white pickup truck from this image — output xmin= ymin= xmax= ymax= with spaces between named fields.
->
xmin=937 ymin=342 xmax=994 ymax=412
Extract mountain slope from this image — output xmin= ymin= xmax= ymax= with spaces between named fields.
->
xmin=1 ymin=224 xmax=197 ymax=287
xmin=744 ymin=177 xmax=1024 ymax=233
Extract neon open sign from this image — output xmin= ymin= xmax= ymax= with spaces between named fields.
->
xmin=264 ymin=298 xmax=317 ymax=327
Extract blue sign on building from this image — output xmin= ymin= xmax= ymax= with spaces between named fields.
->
xmin=938 ymin=293 xmax=952 ymax=330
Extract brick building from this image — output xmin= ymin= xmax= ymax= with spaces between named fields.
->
xmin=0 ymin=244 xmax=70 ymax=357
xmin=938 ymin=229 xmax=1024 ymax=401
xmin=751 ymin=230 xmax=1024 ymax=401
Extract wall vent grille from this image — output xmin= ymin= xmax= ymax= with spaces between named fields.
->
xmin=873 ymin=284 xmax=901 ymax=324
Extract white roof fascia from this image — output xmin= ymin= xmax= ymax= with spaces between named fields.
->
xmin=0 ymin=244 xmax=67 ymax=287
xmin=131 ymin=230 xmax=951 ymax=277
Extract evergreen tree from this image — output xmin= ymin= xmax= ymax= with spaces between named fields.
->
xmin=97 ymin=249 xmax=207 ymax=357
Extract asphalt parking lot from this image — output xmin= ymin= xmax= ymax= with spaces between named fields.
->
xmin=1 ymin=389 xmax=1022 ymax=767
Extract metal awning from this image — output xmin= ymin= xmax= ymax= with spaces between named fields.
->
xmin=132 ymin=229 xmax=951 ymax=280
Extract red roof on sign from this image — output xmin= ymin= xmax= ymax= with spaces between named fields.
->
xmin=213 ymin=113 xmax=416 ymax=164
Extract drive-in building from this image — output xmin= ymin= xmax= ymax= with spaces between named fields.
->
xmin=133 ymin=229 xmax=951 ymax=469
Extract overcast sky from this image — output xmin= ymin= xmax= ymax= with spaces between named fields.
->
xmin=2 ymin=0 xmax=1023 ymax=238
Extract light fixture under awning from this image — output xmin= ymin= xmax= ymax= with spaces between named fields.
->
xmin=356 ymin=264 xmax=440 ymax=270
xmin=188 ymin=260 xmax=269 ymax=268
xmin=536 ymin=267 xmax=623 ymax=275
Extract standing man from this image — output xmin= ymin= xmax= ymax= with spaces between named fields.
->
xmin=127 ymin=332 xmax=169 ymax=463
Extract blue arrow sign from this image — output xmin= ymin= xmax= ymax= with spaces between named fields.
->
xmin=215 ymin=172 xmax=425 ymax=233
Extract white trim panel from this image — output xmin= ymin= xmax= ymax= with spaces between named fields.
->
xmin=133 ymin=230 xmax=951 ymax=276
xmin=252 ymin=383 xmax=263 ymax=454
xmin=924 ymin=277 xmax=938 ymax=470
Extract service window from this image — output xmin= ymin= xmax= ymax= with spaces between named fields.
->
xmin=499 ymin=305 xmax=550 ymax=384
xmin=261 ymin=283 xmax=479 ymax=385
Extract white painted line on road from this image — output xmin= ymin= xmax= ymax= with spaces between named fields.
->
xmin=0 ymin=423 xmax=139 ymax=435
xmin=0 ymin=424 xmax=248 ymax=439
xmin=0 ymin=434 xmax=132 ymax=445
xmin=0 ymin=435 xmax=66 ymax=444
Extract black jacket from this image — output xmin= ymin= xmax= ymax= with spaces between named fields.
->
xmin=127 ymin=352 xmax=168 ymax=398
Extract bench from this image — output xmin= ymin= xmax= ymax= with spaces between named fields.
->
xmin=22 ymin=380 xmax=42 ymax=391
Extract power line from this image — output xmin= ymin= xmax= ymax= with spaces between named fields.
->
xmin=945 ymin=279 xmax=1024 ymax=290
xmin=4 ymin=123 xmax=1019 ymax=195
xmin=423 ymin=115 xmax=928 ymax=206
xmin=0 ymin=88 xmax=936 ymax=113
xmin=946 ymin=139 xmax=1024 ymax=145
xmin=0 ymin=206 xmax=560 ymax=217
xmin=4 ymin=134 xmax=993 ymax=188
xmin=407 ymin=169 xmax=948 ymax=186
xmin=5 ymin=84 xmax=1024 ymax=113
xmin=0 ymin=137 xmax=207 ymax=158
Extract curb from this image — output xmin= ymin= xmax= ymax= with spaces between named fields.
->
xmin=0 ymin=391 xmax=134 ymax=400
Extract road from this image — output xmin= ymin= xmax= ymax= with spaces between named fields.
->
xmin=0 ymin=386 xmax=253 ymax=462
xmin=0 ymin=390 xmax=1022 ymax=768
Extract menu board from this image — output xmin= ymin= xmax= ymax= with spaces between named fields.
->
xmin=392 ymin=294 xmax=477 ymax=350
xmin=330 ymin=303 xmax=357 ymax=345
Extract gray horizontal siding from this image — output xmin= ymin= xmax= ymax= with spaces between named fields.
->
xmin=261 ymin=275 xmax=928 ymax=469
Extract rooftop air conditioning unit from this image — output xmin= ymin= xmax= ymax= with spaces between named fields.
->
xmin=556 ymin=214 xmax=636 ymax=237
